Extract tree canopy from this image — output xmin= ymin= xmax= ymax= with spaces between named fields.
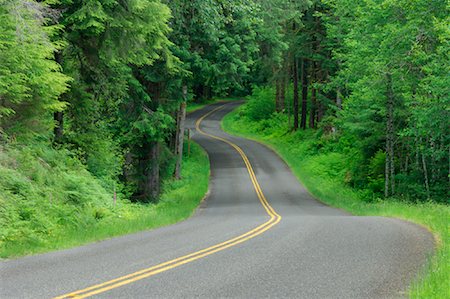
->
xmin=1 ymin=0 xmax=448 ymax=202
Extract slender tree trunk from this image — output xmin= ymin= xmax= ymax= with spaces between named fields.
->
xmin=275 ymin=79 xmax=282 ymax=112
xmin=138 ymin=81 xmax=163 ymax=201
xmin=405 ymin=150 xmax=409 ymax=173
xmin=310 ymin=61 xmax=316 ymax=128
xmin=206 ymin=86 xmax=212 ymax=101
xmin=399 ymin=142 xmax=405 ymax=173
xmin=293 ymin=57 xmax=299 ymax=130
xmin=54 ymin=51 xmax=64 ymax=143
xmin=310 ymin=84 xmax=316 ymax=128
xmin=147 ymin=142 xmax=160 ymax=199
xmin=300 ymin=58 xmax=308 ymax=130
xmin=174 ymin=102 xmax=186 ymax=179
xmin=415 ymin=129 xmax=420 ymax=168
xmin=286 ymin=52 xmax=292 ymax=126
xmin=336 ymin=88 xmax=342 ymax=110
xmin=317 ymin=97 xmax=324 ymax=123
xmin=430 ymin=137 xmax=437 ymax=183
xmin=336 ymin=59 xmax=343 ymax=111
xmin=422 ymin=153 xmax=430 ymax=198
xmin=280 ymin=67 xmax=286 ymax=112
xmin=123 ymin=152 xmax=133 ymax=183
xmin=385 ymin=147 xmax=390 ymax=198
xmin=438 ymin=135 xmax=444 ymax=183
xmin=170 ymin=110 xmax=178 ymax=153
xmin=317 ymin=68 xmax=326 ymax=123
xmin=53 ymin=111 xmax=64 ymax=143
xmin=385 ymin=72 xmax=395 ymax=197
xmin=390 ymin=140 xmax=395 ymax=195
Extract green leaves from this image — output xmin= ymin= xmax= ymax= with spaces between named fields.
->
xmin=0 ymin=0 xmax=70 ymax=133
xmin=165 ymin=0 xmax=261 ymax=98
xmin=3 ymin=0 xmax=446 ymax=203
xmin=323 ymin=0 xmax=449 ymax=200
xmin=131 ymin=109 xmax=174 ymax=143
xmin=67 ymin=0 xmax=110 ymax=35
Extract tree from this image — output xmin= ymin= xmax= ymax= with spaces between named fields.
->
xmin=0 ymin=0 xmax=69 ymax=138
xmin=328 ymin=0 xmax=448 ymax=200
xmin=166 ymin=0 xmax=261 ymax=100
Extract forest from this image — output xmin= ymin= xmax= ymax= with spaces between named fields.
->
xmin=0 ymin=0 xmax=448 ymax=293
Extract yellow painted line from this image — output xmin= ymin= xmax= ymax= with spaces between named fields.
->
xmin=54 ymin=103 xmax=281 ymax=299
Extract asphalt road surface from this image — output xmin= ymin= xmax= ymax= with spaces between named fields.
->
xmin=0 ymin=102 xmax=434 ymax=298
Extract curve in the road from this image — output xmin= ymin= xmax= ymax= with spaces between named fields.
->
xmin=1 ymin=101 xmax=434 ymax=299
xmin=54 ymin=104 xmax=281 ymax=299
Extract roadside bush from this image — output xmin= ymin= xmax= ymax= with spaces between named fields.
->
xmin=65 ymin=127 xmax=122 ymax=190
xmin=0 ymin=142 xmax=114 ymax=255
xmin=367 ymin=151 xmax=385 ymax=194
xmin=242 ymin=86 xmax=275 ymax=121
xmin=0 ymin=139 xmax=209 ymax=258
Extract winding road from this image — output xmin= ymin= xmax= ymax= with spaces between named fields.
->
xmin=0 ymin=102 xmax=434 ymax=298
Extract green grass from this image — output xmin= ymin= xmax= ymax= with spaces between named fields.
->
xmin=222 ymin=106 xmax=449 ymax=299
xmin=0 ymin=142 xmax=209 ymax=258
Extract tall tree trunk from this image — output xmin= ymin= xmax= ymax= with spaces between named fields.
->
xmin=422 ymin=153 xmax=430 ymax=198
xmin=430 ymin=137 xmax=437 ymax=183
xmin=146 ymin=142 xmax=160 ymax=200
xmin=174 ymin=102 xmax=186 ymax=179
xmin=385 ymin=146 xmax=390 ymax=198
xmin=285 ymin=52 xmax=292 ymax=126
xmin=300 ymin=58 xmax=308 ymax=130
xmin=336 ymin=59 xmax=343 ymax=111
xmin=275 ymin=79 xmax=282 ymax=112
xmin=310 ymin=69 xmax=316 ymax=129
xmin=317 ymin=68 xmax=326 ymax=123
xmin=317 ymin=100 xmax=324 ymax=123
xmin=53 ymin=111 xmax=64 ymax=143
xmin=54 ymin=51 xmax=64 ymax=143
xmin=415 ymin=129 xmax=420 ymax=168
xmin=280 ymin=73 xmax=286 ymax=111
xmin=310 ymin=88 xmax=316 ymax=128
xmin=385 ymin=72 xmax=395 ymax=197
xmin=336 ymin=88 xmax=342 ymax=110
xmin=138 ymin=81 xmax=163 ymax=201
xmin=405 ymin=148 xmax=409 ymax=173
xmin=293 ymin=57 xmax=299 ymax=130
xmin=310 ymin=61 xmax=318 ymax=128
xmin=205 ymin=86 xmax=212 ymax=101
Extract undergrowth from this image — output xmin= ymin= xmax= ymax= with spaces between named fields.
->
xmin=0 ymin=141 xmax=209 ymax=258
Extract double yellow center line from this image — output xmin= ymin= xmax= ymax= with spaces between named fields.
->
xmin=54 ymin=104 xmax=281 ymax=299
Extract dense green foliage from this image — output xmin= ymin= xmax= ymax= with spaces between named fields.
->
xmin=166 ymin=0 xmax=261 ymax=98
xmin=239 ymin=0 xmax=449 ymax=203
xmin=0 ymin=141 xmax=209 ymax=258
xmin=223 ymin=106 xmax=449 ymax=299
xmin=1 ymin=0 xmax=251 ymax=256
xmin=328 ymin=0 xmax=449 ymax=201
xmin=0 ymin=0 xmax=69 ymax=135
xmin=0 ymin=0 xmax=267 ymax=202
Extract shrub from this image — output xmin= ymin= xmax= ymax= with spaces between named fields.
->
xmin=242 ymin=86 xmax=275 ymax=121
